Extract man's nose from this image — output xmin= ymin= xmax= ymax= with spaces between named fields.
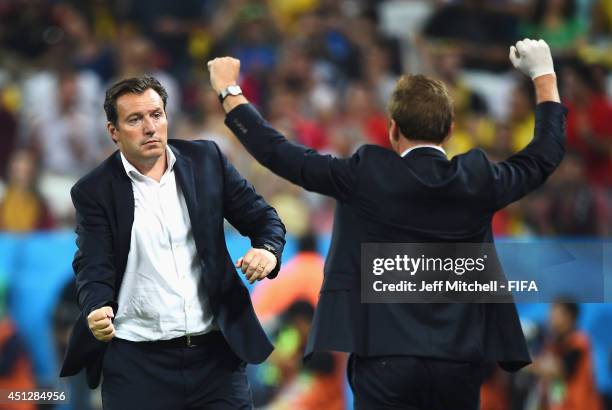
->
xmin=142 ymin=116 xmax=155 ymax=135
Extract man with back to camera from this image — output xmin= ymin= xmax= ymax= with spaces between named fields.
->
xmin=208 ymin=38 xmax=566 ymax=409
xmin=58 ymin=75 xmax=286 ymax=410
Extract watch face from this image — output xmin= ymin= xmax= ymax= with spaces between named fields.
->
xmin=228 ymin=85 xmax=242 ymax=95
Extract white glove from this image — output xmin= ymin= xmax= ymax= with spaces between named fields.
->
xmin=509 ymin=39 xmax=555 ymax=79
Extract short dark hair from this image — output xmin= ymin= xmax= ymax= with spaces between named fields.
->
xmin=388 ymin=74 xmax=453 ymax=144
xmin=104 ymin=76 xmax=168 ymax=127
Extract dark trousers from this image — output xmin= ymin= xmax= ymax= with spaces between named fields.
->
xmin=349 ymin=354 xmax=483 ymax=410
xmin=101 ymin=332 xmax=252 ymax=410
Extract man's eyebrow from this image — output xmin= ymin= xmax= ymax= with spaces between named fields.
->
xmin=124 ymin=106 xmax=163 ymax=120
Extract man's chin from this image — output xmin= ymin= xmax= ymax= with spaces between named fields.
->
xmin=141 ymin=143 xmax=165 ymax=155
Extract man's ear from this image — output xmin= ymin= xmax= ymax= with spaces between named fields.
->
xmin=107 ymin=122 xmax=118 ymax=144
xmin=389 ymin=119 xmax=400 ymax=142
xmin=442 ymin=121 xmax=455 ymax=145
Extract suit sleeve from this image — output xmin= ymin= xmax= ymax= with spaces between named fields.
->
xmin=71 ymin=185 xmax=118 ymax=316
xmin=215 ymin=143 xmax=286 ymax=279
xmin=490 ymin=102 xmax=567 ymax=210
xmin=225 ymin=104 xmax=359 ymax=203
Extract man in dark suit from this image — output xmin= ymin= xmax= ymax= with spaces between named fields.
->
xmin=59 ymin=76 xmax=286 ymax=410
xmin=208 ymin=39 xmax=566 ymax=409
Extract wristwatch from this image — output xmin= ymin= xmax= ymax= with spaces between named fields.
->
xmin=218 ymin=84 xmax=243 ymax=103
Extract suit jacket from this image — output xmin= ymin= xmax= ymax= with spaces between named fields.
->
xmin=225 ymin=102 xmax=567 ymax=371
xmin=60 ymin=139 xmax=286 ymax=388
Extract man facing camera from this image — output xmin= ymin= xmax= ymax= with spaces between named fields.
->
xmin=59 ymin=76 xmax=286 ymax=410
xmin=208 ymin=39 xmax=566 ymax=410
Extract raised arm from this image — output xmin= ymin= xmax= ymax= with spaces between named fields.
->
xmin=490 ymin=39 xmax=567 ymax=209
xmin=207 ymin=57 xmax=359 ymax=203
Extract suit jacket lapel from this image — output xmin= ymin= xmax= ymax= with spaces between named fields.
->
xmin=111 ymin=151 xmax=134 ymax=289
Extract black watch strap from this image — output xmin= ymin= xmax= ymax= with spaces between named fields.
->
xmin=259 ymin=243 xmax=278 ymax=259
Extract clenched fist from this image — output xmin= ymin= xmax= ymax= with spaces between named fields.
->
xmin=509 ymin=39 xmax=555 ymax=80
xmin=207 ymin=57 xmax=241 ymax=94
xmin=236 ymin=248 xmax=277 ymax=284
xmin=87 ymin=306 xmax=115 ymax=342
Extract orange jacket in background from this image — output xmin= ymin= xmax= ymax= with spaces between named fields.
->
xmin=252 ymin=252 xmax=324 ymax=323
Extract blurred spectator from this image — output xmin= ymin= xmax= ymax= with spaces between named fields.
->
xmin=226 ymin=3 xmax=280 ymax=76
xmin=527 ymin=300 xmax=603 ymax=410
xmin=523 ymin=187 xmax=558 ymax=235
xmin=300 ymin=8 xmax=362 ymax=81
xmin=429 ymin=46 xmax=489 ymax=116
xmin=267 ymin=185 xmax=313 ymax=236
xmin=53 ymin=280 xmax=91 ymax=410
xmin=176 ymin=85 xmax=241 ymax=159
xmin=0 ymin=280 xmax=36 ymax=410
xmin=481 ymin=364 xmax=510 ymax=410
xmin=0 ymin=0 xmax=59 ymax=60
xmin=562 ymin=60 xmax=612 ymax=187
xmin=252 ymin=233 xmax=324 ymax=325
xmin=590 ymin=0 xmax=612 ymax=41
xmin=268 ymin=41 xmax=337 ymax=126
xmin=266 ymin=87 xmax=328 ymax=151
xmin=120 ymin=0 xmax=208 ymax=79
xmin=422 ymin=0 xmax=520 ymax=71
xmin=580 ymin=0 xmax=612 ymax=67
xmin=20 ymin=68 xmax=109 ymax=177
xmin=515 ymin=148 xmax=604 ymax=236
xmin=520 ymin=0 xmax=587 ymax=56
xmin=55 ymin=4 xmax=116 ymax=82
xmin=507 ymin=78 xmax=537 ymax=152
xmin=362 ymin=43 xmax=399 ymax=109
xmin=0 ymin=316 xmax=37 ymax=410
xmin=338 ymin=82 xmax=389 ymax=148
xmin=251 ymin=233 xmax=345 ymax=408
xmin=0 ymin=149 xmax=54 ymax=232
xmin=547 ymin=151 xmax=602 ymax=235
xmin=493 ymin=200 xmax=532 ymax=237
xmin=114 ymin=35 xmax=181 ymax=125
xmin=425 ymin=45 xmax=494 ymax=157
xmin=259 ymin=301 xmax=345 ymax=410
xmin=268 ymin=0 xmax=320 ymax=33
xmin=0 ymin=100 xmax=18 ymax=181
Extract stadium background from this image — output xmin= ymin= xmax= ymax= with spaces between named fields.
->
xmin=0 ymin=0 xmax=611 ymax=409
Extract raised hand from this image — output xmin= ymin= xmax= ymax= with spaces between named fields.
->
xmin=509 ymin=39 xmax=555 ymax=80
xmin=207 ymin=57 xmax=241 ymax=94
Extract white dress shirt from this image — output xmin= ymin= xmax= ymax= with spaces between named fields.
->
xmin=401 ymin=144 xmax=447 ymax=158
xmin=114 ymin=147 xmax=216 ymax=341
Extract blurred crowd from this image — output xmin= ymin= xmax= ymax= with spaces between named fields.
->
xmin=0 ymin=0 xmax=611 ymax=409
xmin=0 ymin=0 xmax=611 ymax=237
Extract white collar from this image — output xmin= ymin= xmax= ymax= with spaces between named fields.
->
xmin=120 ymin=145 xmax=176 ymax=181
xmin=400 ymin=144 xmax=446 ymax=158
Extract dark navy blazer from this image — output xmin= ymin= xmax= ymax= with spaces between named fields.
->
xmin=60 ymin=139 xmax=285 ymax=388
xmin=225 ymin=102 xmax=567 ymax=371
